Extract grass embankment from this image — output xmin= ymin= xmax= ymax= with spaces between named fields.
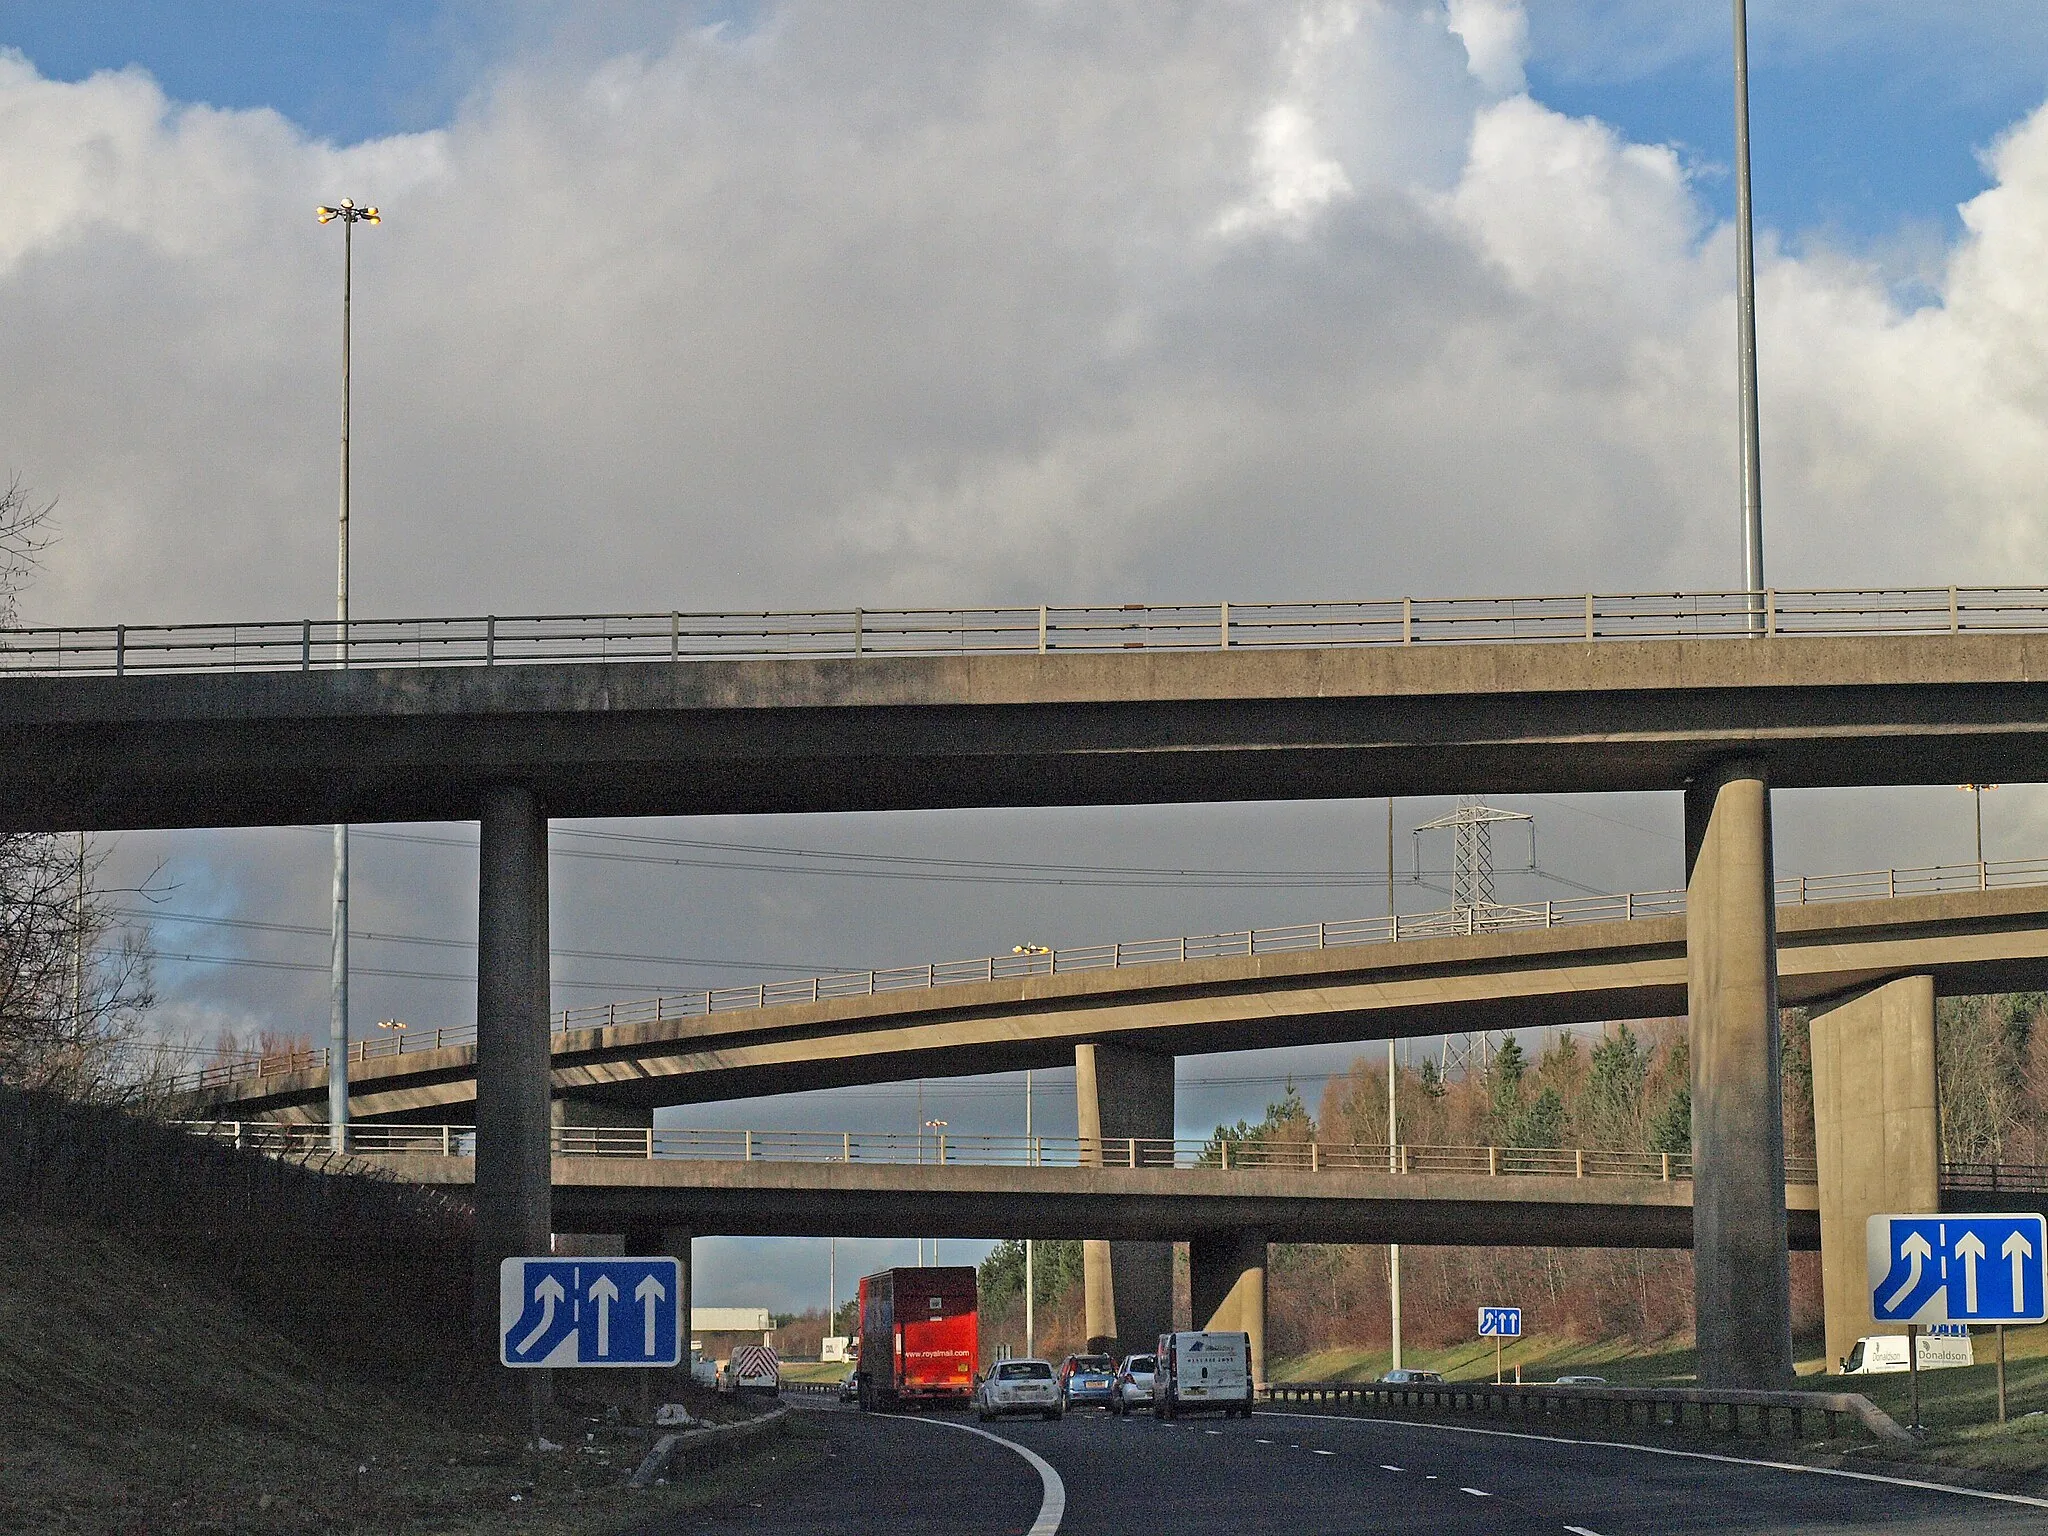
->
xmin=0 ymin=1224 xmax=817 ymax=1536
xmin=1275 ymin=1328 xmax=2048 ymax=1489
xmin=777 ymin=1360 xmax=848 ymax=1385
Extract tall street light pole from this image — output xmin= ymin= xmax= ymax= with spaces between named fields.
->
xmin=1733 ymin=0 xmax=1765 ymax=633
xmin=1386 ymin=798 xmax=1402 ymax=1372
xmin=317 ymin=197 xmax=378 ymax=1153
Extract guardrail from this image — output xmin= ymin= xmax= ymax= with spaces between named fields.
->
xmin=1939 ymin=1161 xmax=2048 ymax=1193
xmin=7 ymin=585 xmax=2046 ymax=677
xmin=1264 ymin=1379 xmax=1911 ymax=1443
xmin=171 ymin=1122 xmax=1824 ymax=1186
xmin=165 ymin=851 xmax=2048 ymax=1098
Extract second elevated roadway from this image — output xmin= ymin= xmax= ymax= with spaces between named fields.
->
xmin=183 ymin=864 xmax=2048 ymax=1124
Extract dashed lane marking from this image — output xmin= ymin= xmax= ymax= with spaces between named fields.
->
xmin=1565 ymin=1526 xmax=1606 ymax=1535
xmin=1461 ymin=1488 xmax=1492 ymax=1498
xmin=1261 ymin=1410 xmax=2048 ymax=1511
xmin=878 ymin=1415 xmax=1065 ymax=1536
xmin=1379 ymin=1465 xmax=1403 ymax=1472
xmin=1311 ymin=1449 xmax=1334 ymax=1456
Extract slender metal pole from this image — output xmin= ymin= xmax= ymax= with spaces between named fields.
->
xmin=1976 ymin=785 xmax=1986 ymax=889
xmin=72 ymin=831 xmax=85 ymax=1028
xmin=1386 ymin=797 xmax=1402 ymax=1371
xmin=1024 ymin=1068 xmax=1035 ymax=1359
xmin=328 ymin=211 xmax=353 ymax=1154
xmin=1998 ymin=1324 xmax=2008 ymax=1425
xmin=1388 ymin=1037 xmax=1402 ymax=1372
xmin=1733 ymin=0 xmax=1766 ymax=632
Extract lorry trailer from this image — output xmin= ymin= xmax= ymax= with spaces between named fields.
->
xmin=856 ymin=1266 xmax=979 ymax=1410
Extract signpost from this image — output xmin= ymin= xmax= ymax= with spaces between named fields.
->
xmin=500 ymin=1257 xmax=683 ymax=1369
xmin=1868 ymin=1214 xmax=2046 ymax=1428
xmin=1478 ymin=1306 xmax=1522 ymax=1384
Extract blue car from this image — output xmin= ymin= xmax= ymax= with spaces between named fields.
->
xmin=1059 ymin=1353 xmax=1116 ymax=1410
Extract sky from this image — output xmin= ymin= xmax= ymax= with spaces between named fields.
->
xmin=5 ymin=0 xmax=2048 ymax=1314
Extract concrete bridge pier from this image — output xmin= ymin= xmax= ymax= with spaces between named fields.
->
xmin=1685 ymin=760 xmax=1794 ymax=1388
xmin=472 ymin=785 xmax=553 ymax=1355
xmin=1189 ymin=1228 xmax=1267 ymax=1390
xmin=1077 ymin=1042 xmax=1175 ymax=1355
xmin=1811 ymin=975 xmax=1940 ymax=1370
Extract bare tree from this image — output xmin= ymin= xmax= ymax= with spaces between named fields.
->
xmin=0 ymin=478 xmax=159 ymax=1101
xmin=0 ymin=472 xmax=53 ymax=627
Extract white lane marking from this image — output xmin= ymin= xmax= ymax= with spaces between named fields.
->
xmin=880 ymin=1415 xmax=1065 ymax=1535
xmin=1460 ymin=1488 xmax=1492 ymax=1497
xmin=1380 ymin=1464 xmax=1403 ymax=1472
xmin=1260 ymin=1410 xmax=2048 ymax=1510
xmin=1310 ymin=1449 xmax=1334 ymax=1456
xmin=1204 ymin=1430 xmax=1223 ymax=1436
xmin=1255 ymin=1437 xmax=1273 ymax=1444
xmin=1566 ymin=1527 xmax=1606 ymax=1535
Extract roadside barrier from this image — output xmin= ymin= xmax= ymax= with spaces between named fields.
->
xmin=1264 ymin=1379 xmax=1911 ymax=1444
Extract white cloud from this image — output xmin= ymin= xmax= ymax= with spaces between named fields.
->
xmin=1445 ymin=0 xmax=1528 ymax=96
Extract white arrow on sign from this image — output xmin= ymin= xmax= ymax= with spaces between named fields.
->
xmin=590 ymin=1275 xmax=620 ymax=1355
xmin=1956 ymin=1232 xmax=1986 ymax=1312
xmin=516 ymin=1274 xmax=566 ymax=1356
xmin=1880 ymin=1231 xmax=1933 ymax=1313
xmin=636 ymin=1273 xmax=667 ymax=1355
xmin=2006 ymin=1230 xmax=2035 ymax=1311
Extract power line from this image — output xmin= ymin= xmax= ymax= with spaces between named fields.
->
xmin=110 ymin=906 xmax=853 ymax=974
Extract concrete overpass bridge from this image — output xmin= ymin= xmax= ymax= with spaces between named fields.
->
xmin=170 ymin=863 xmax=2048 ymax=1125
xmin=180 ymin=1119 xmax=2048 ymax=1385
xmin=21 ymin=584 xmax=2048 ymax=1387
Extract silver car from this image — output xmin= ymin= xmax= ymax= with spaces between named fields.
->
xmin=1111 ymin=1353 xmax=1156 ymax=1415
xmin=977 ymin=1358 xmax=1062 ymax=1421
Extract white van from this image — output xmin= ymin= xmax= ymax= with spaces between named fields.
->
xmin=1154 ymin=1331 xmax=1254 ymax=1419
xmin=1841 ymin=1325 xmax=1973 ymax=1375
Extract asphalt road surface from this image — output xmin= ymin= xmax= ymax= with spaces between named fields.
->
xmin=653 ymin=1399 xmax=2048 ymax=1535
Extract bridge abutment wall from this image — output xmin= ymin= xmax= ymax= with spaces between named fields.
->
xmin=1076 ymin=1042 xmax=1175 ymax=1355
xmin=1810 ymin=975 xmax=1940 ymax=1369
xmin=1685 ymin=761 xmax=1794 ymax=1389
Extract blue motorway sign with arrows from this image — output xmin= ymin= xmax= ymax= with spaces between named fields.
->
xmin=1478 ymin=1306 xmax=1522 ymax=1338
xmin=499 ymin=1256 xmax=683 ymax=1368
xmin=1867 ymin=1214 xmax=2047 ymax=1326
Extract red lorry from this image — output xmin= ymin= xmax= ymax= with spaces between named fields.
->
xmin=856 ymin=1266 xmax=978 ymax=1410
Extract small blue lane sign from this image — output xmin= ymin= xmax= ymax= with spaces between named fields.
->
xmin=1867 ymin=1214 xmax=2048 ymax=1326
xmin=499 ymin=1256 xmax=683 ymax=1368
xmin=1478 ymin=1306 xmax=1522 ymax=1338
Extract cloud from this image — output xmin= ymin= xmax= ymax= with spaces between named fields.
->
xmin=1445 ymin=0 xmax=1528 ymax=96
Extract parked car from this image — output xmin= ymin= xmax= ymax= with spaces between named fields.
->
xmin=839 ymin=1367 xmax=861 ymax=1403
xmin=1553 ymin=1374 xmax=1607 ymax=1386
xmin=1378 ymin=1369 xmax=1444 ymax=1386
xmin=1110 ymin=1353 xmax=1156 ymax=1415
xmin=977 ymin=1359 xmax=1062 ymax=1421
xmin=1058 ymin=1353 xmax=1116 ymax=1410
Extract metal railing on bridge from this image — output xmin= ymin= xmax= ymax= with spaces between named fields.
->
xmin=9 ymin=585 xmax=2048 ymax=677
xmin=165 ymin=851 xmax=2048 ymax=1098
xmin=172 ymin=1122 xmax=1824 ymax=1186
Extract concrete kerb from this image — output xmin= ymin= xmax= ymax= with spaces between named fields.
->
xmin=627 ymin=1404 xmax=789 ymax=1486
xmin=1262 ymin=1380 xmax=1910 ymax=1445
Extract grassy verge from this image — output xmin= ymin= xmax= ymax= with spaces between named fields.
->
xmin=1272 ymin=1327 xmax=2048 ymax=1489
xmin=0 ymin=1223 xmax=814 ymax=1535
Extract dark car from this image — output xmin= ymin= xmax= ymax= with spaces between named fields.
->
xmin=1058 ymin=1353 xmax=1116 ymax=1409
xmin=838 ymin=1367 xmax=860 ymax=1403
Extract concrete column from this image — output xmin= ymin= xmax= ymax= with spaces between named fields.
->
xmin=1189 ymin=1229 xmax=1267 ymax=1389
xmin=1811 ymin=975 xmax=1940 ymax=1370
xmin=473 ymin=784 xmax=552 ymax=1352
xmin=1684 ymin=761 xmax=1793 ymax=1388
xmin=1076 ymin=1042 xmax=1175 ymax=1355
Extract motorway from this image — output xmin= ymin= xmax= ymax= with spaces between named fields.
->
xmin=649 ymin=1400 xmax=2048 ymax=1535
